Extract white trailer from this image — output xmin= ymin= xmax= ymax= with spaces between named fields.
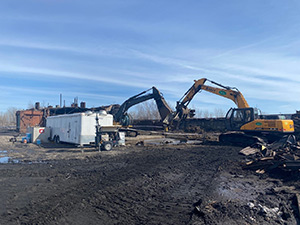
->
xmin=46 ymin=111 xmax=113 ymax=146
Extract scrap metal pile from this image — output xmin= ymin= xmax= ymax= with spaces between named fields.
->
xmin=240 ymin=135 xmax=300 ymax=172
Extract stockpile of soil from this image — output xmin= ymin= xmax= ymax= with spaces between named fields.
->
xmin=0 ymin=141 xmax=299 ymax=224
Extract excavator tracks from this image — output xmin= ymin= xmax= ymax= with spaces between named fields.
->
xmin=219 ymin=132 xmax=265 ymax=147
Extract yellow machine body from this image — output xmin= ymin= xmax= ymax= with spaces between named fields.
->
xmin=240 ymin=119 xmax=294 ymax=133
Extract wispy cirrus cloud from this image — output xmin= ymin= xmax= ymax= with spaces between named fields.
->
xmin=0 ymin=65 xmax=151 ymax=89
xmin=0 ymin=84 xmax=124 ymax=102
xmin=0 ymin=38 xmax=137 ymax=59
xmin=0 ymin=39 xmax=77 ymax=52
xmin=126 ymin=44 xmax=300 ymax=113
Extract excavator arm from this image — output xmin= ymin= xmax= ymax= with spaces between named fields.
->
xmin=175 ymin=78 xmax=249 ymax=120
xmin=114 ymin=87 xmax=172 ymax=126
xmin=200 ymin=81 xmax=249 ymax=108
xmin=178 ymin=78 xmax=249 ymax=109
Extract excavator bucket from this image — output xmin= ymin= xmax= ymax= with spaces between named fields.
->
xmin=152 ymin=87 xmax=173 ymax=122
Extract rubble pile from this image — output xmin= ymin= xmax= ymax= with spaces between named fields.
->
xmin=292 ymin=112 xmax=300 ymax=140
xmin=241 ymin=135 xmax=300 ymax=172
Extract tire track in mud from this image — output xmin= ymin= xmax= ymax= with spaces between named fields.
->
xmin=0 ymin=145 xmax=242 ymax=225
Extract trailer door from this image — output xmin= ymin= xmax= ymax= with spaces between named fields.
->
xmin=70 ymin=120 xmax=78 ymax=143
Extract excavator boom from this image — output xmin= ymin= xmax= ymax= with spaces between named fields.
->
xmin=114 ymin=87 xmax=172 ymax=126
xmin=179 ymin=78 xmax=249 ymax=109
xmin=200 ymin=83 xmax=249 ymax=108
xmin=172 ymin=78 xmax=249 ymax=123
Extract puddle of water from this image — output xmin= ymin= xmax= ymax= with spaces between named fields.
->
xmin=217 ymin=174 xmax=273 ymax=203
xmin=144 ymin=138 xmax=180 ymax=145
xmin=186 ymin=140 xmax=203 ymax=145
xmin=0 ymin=149 xmax=46 ymax=164
xmin=0 ymin=150 xmax=20 ymax=163
xmin=0 ymin=156 xmax=48 ymax=164
xmin=0 ymin=156 xmax=10 ymax=163
xmin=144 ymin=138 xmax=202 ymax=146
xmin=0 ymin=156 xmax=19 ymax=164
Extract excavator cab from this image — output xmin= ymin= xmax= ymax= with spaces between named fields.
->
xmin=225 ymin=107 xmax=258 ymax=131
xmin=226 ymin=107 xmax=294 ymax=135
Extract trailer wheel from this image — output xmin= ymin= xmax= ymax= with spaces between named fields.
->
xmin=102 ymin=142 xmax=112 ymax=151
xmin=55 ymin=135 xmax=60 ymax=144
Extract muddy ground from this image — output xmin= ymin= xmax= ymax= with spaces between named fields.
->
xmin=0 ymin=130 xmax=300 ymax=224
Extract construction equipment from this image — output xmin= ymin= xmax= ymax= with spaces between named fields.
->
xmin=173 ymin=78 xmax=249 ymax=120
xmin=95 ymin=87 xmax=172 ymax=142
xmin=171 ymin=78 xmax=295 ymax=145
xmin=113 ymin=86 xmax=173 ymax=126
xmin=95 ymin=115 xmax=125 ymax=151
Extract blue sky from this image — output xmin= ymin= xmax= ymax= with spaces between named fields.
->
xmin=1 ymin=0 xmax=300 ymax=115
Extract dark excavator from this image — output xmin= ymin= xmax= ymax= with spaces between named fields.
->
xmin=113 ymin=86 xmax=173 ymax=127
xmin=95 ymin=87 xmax=173 ymax=150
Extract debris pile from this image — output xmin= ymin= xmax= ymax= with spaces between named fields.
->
xmin=240 ymin=135 xmax=300 ymax=172
xmin=292 ymin=112 xmax=300 ymax=140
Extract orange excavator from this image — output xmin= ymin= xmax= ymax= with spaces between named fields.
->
xmin=169 ymin=78 xmax=295 ymax=145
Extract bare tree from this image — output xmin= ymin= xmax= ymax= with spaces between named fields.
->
xmin=27 ymin=101 xmax=34 ymax=109
xmin=214 ymin=108 xmax=226 ymax=118
xmin=194 ymin=108 xmax=226 ymax=118
xmin=8 ymin=107 xmax=18 ymax=124
xmin=0 ymin=112 xmax=7 ymax=126
xmin=195 ymin=109 xmax=203 ymax=118
xmin=129 ymin=100 xmax=161 ymax=120
xmin=0 ymin=107 xmax=18 ymax=126
xmin=203 ymin=110 xmax=214 ymax=118
xmin=130 ymin=102 xmax=226 ymax=120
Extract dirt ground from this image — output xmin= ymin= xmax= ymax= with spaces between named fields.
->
xmin=0 ymin=130 xmax=300 ymax=224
